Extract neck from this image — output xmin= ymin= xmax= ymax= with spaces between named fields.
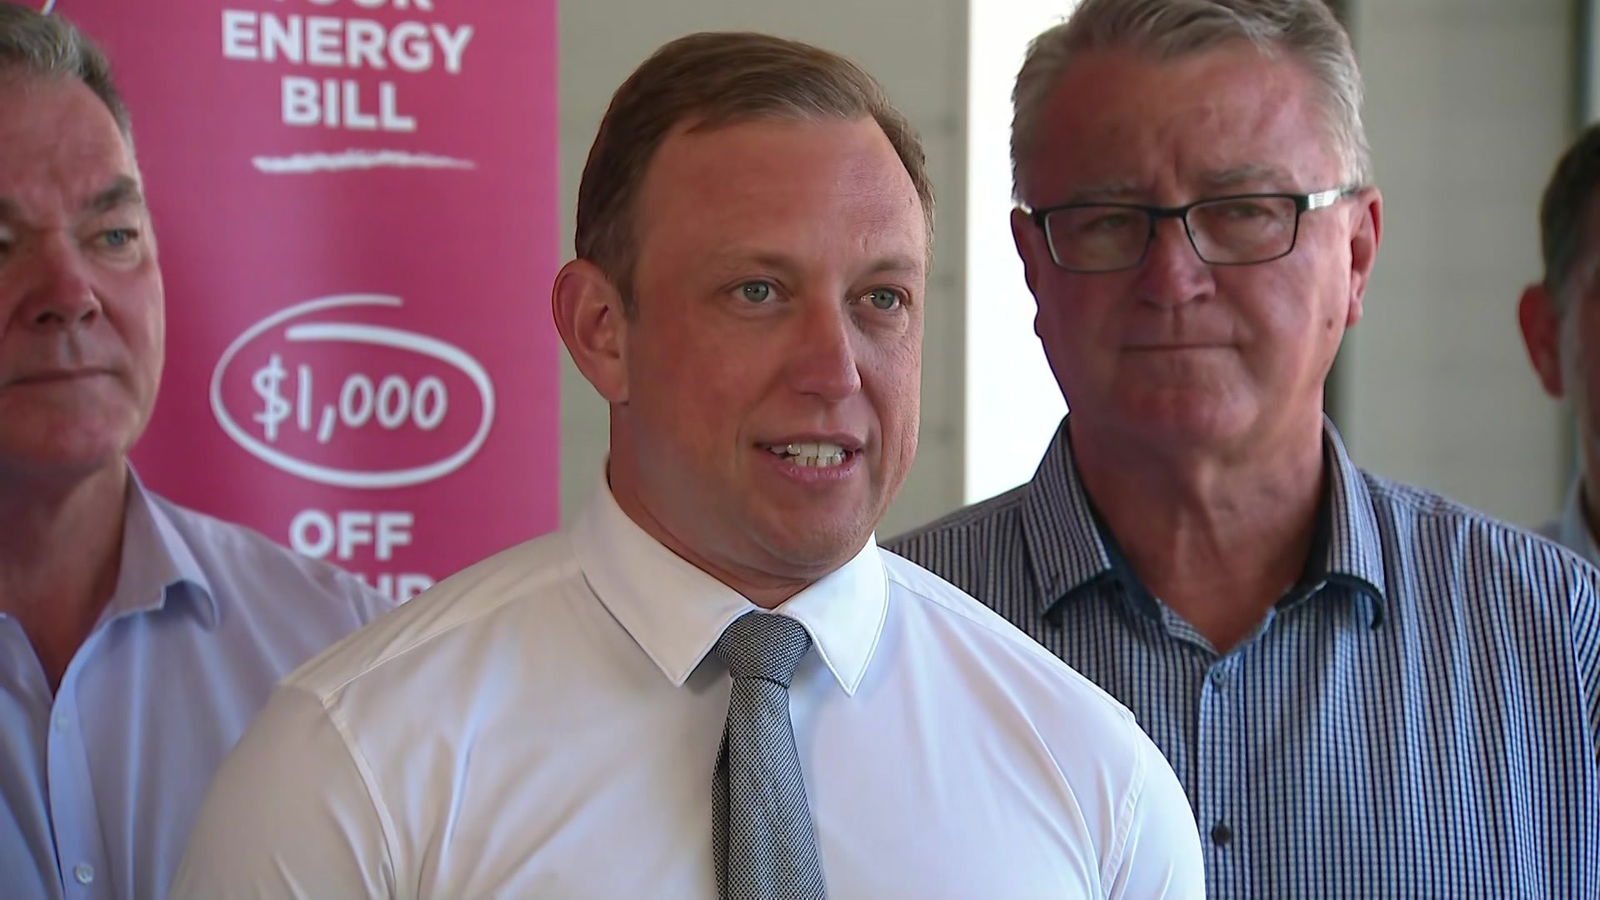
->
xmin=1581 ymin=470 xmax=1600 ymax=551
xmin=1578 ymin=428 xmax=1600 ymax=548
xmin=603 ymin=460 xmax=819 ymax=611
xmin=0 ymin=463 xmax=130 ymax=689
xmin=1072 ymin=416 xmax=1326 ymax=653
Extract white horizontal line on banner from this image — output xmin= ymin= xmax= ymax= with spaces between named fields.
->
xmin=251 ymin=150 xmax=477 ymax=174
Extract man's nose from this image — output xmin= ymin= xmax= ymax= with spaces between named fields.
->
xmin=788 ymin=298 xmax=863 ymax=402
xmin=18 ymin=240 xmax=101 ymax=330
xmin=1133 ymin=216 xmax=1213 ymax=307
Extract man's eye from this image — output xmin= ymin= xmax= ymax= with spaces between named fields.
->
xmin=100 ymin=228 xmax=138 ymax=248
xmin=863 ymin=288 xmax=903 ymax=311
xmin=90 ymin=228 xmax=140 ymax=253
xmin=1084 ymin=212 xmax=1140 ymax=233
xmin=1216 ymin=202 xmax=1270 ymax=220
xmin=739 ymin=281 xmax=774 ymax=303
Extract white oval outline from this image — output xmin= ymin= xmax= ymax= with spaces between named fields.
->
xmin=209 ymin=294 xmax=497 ymax=489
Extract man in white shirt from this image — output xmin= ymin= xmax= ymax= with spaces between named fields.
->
xmin=1521 ymin=123 xmax=1600 ymax=565
xmin=174 ymin=31 xmax=1204 ymax=898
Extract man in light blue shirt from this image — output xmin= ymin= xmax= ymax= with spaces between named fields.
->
xmin=1520 ymin=123 xmax=1600 ymax=567
xmin=0 ymin=6 xmax=391 ymax=898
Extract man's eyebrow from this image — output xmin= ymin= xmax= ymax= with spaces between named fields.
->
xmin=706 ymin=250 xmax=925 ymax=281
xmin=0 ymin=178 xmax=144 ymax=224
xmin=863 ymin=253 xmax=924 ymax=277
xmin=706 ymin=250 xmax=801 ymax=280
xmin=1051 ymin=166 xmax=1302 ymax=206
xmin=1062 ymin=179 xmax=1145 ymax=204
xmin=84 ymin=176 xmax=144 ymax=214
xmin=1201 ymin=164 xmax=1295 ymax=191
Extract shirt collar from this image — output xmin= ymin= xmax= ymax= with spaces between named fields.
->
xmin=1019 ymin=419 xmax=1117 ymax=619
xmin=570 ymin=477 xmax=886 ymax=696
xmin=100 ymin=470 xmax=219 ymax=629
xmin=1318 ymin=419 xmax=1389 ymax=622
xmin=1030 ymin=415 xmax=1388 ymax=627
xmin=1555 ymin=477 xmax=1600 ymax=566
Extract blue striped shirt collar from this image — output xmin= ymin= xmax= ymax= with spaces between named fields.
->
xmin=1026 ymin=416 xmax=1387 ymax=626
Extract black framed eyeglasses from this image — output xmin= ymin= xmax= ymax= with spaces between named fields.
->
xmin=1027 ymin=187 xmax=1358 ymax=273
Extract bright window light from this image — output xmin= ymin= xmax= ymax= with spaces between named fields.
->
xmin=964 ymin=1 xmax=1078 ymax=502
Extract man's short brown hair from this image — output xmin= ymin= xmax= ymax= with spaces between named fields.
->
xmin=574 ymin=31 xmax=934 ymax=314
xmin=1540 ymin=123 xmax=1600 ymax=310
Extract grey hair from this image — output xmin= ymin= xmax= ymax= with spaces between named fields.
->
xmin=1540 ymin=123 xmax=1600 ymax=312
xmin=0 ymin=2 xmax=131 ymax=142
xmin=1011 ymin=0 xmax=1371 ymax=202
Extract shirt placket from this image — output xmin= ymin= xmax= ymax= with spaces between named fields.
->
xmin=1195 ymin=649 xmax=1246 ymax=899
xmin=48 ymin=636 xmax=111 ymax=900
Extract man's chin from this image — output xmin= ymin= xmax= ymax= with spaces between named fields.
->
xmin=1077 ymin=395 xmax=1289 ymax=457
xmin=1110 ymin=392 xmax=1246 ymax=432
xmin=0 ymin=442 xmax=130 ymax=492
xmin=748 ymin=515 xmax=876 ymax=578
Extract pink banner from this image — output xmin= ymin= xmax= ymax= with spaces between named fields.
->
xmin=53 ymin=0 xmax=562 ymax=603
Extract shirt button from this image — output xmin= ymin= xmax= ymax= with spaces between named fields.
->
xmin=1208 ymin=667 xmax=1228 ymax=688
xmin=1211 ymin=823 xmax=1233 ymax=847
xmin=73 ymin=863 xmax=95 ymax=884
xmin=53 ymin=714 xmax=68 ymax=731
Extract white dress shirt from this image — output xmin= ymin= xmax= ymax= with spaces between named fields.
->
xmin=174 ymin=482 xmax=1204 ymax=898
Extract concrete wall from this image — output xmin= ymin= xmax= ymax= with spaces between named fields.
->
xmin=1338 ymin=0 xmax=1578 ymax=528
xmin=557 ymin=0 xmax=968 ymax=536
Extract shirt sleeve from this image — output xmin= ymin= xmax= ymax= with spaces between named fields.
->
xmin=337 ymin=568 xmax=398 ymax=624
xmin=171 ymin=685 xmax=394 ymax=899
xmin=1102 ymin=736 xmax=1207 ymax=899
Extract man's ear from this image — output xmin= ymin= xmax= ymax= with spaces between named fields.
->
xmin=1344 ymin=187 xmax=1383 ymax=328
xmin=1011 ymin=207 xmax=1051 ymax=333
xmin=1519 ymin=281 xmax=1566 ymax=398
xmin=552 ymin=259 xmax=630 ymax=404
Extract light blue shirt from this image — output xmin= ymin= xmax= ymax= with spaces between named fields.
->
xmin=1537 ymin=477 xmax=1600 ymax=568
xmin=0 ymin=474 xmax=392 ymax=900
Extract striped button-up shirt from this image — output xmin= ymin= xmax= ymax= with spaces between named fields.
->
xmin=887 ymin=417 xmax=1600 ymax=898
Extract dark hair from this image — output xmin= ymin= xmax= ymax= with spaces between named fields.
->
xmin=1540 ymin=123 xmax=1600 ymax=308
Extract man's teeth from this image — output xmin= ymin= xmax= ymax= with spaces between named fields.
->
xmin=766 ymin=442 xmax=849 ymax=467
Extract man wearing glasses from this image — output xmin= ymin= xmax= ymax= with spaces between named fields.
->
xmin=890 ymin=0 xmax=1600 ymax=895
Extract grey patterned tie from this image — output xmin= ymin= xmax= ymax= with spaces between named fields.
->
xmin=711 ymin=612 xmax=827 ymax=900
